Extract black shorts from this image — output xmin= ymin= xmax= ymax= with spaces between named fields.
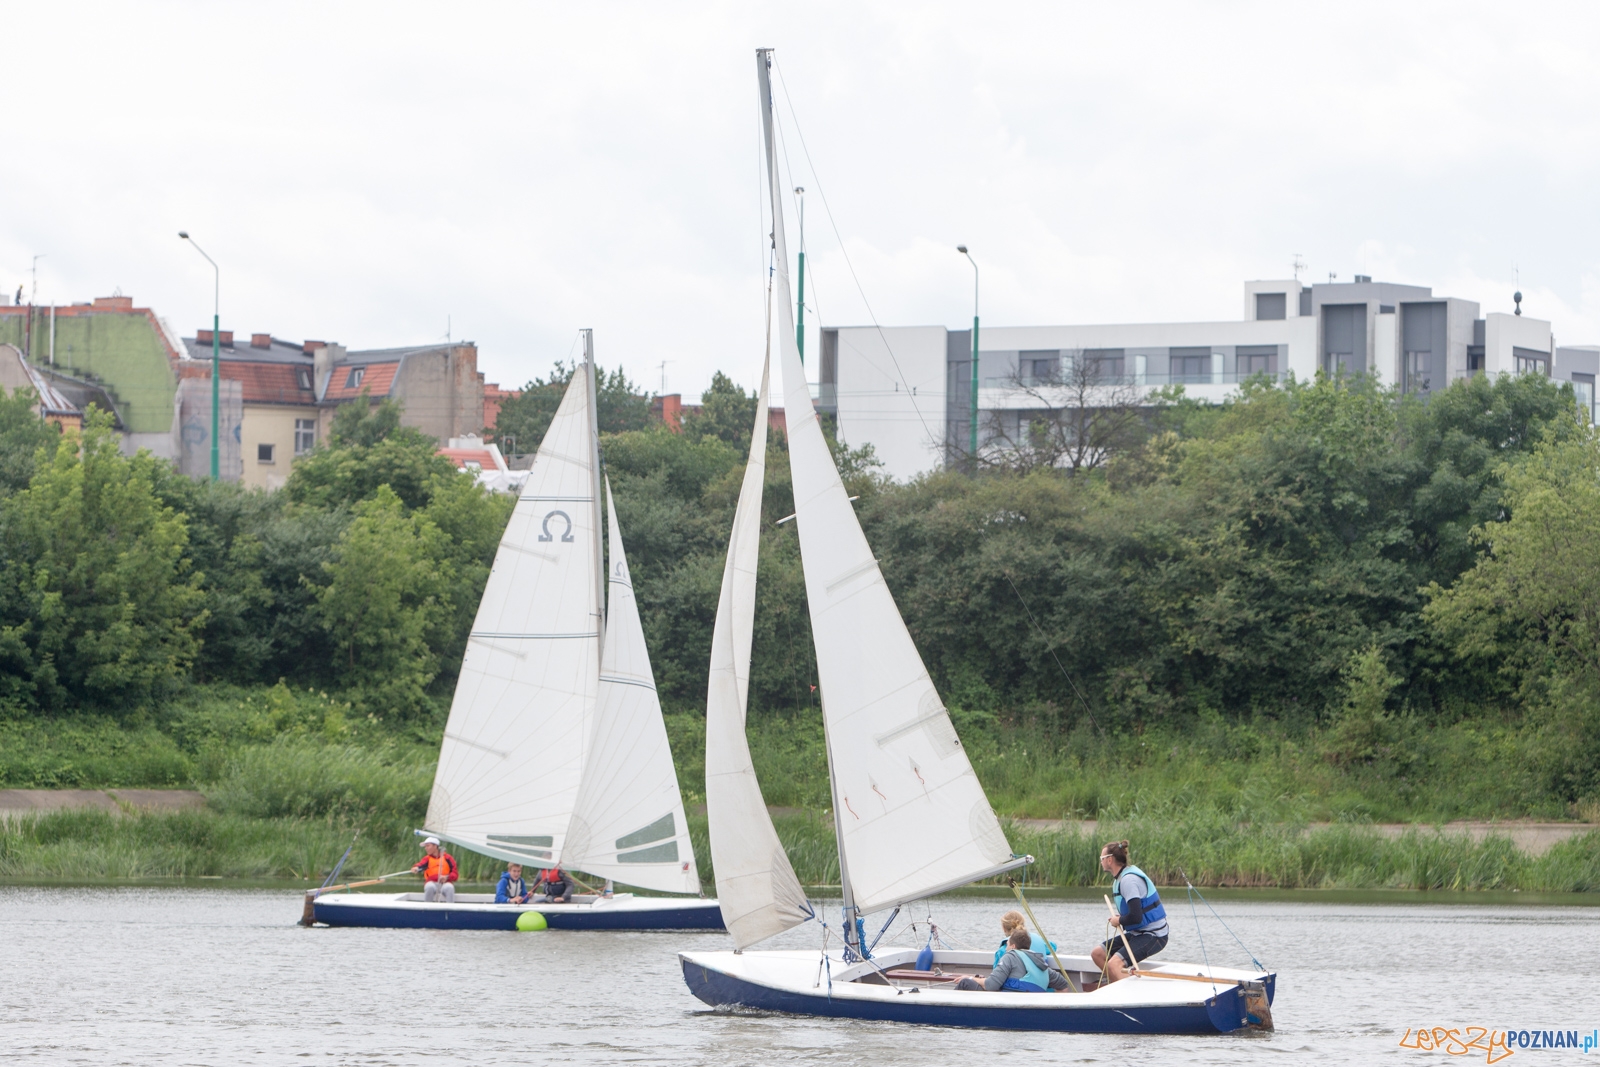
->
xmin=1102 ymin=930 xmax=1167 ymax=966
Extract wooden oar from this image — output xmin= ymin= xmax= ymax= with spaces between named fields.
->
xmin=1006 ymin=878 xmax=1080 ymax=993
xmin=299 ymin=869 xmax=415 ymax=926
xmin=1104 ymin=894 xmax=1140 ymax=974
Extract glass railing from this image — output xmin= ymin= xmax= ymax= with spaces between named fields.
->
xmin=982 ymin=370 xmax=1286 ymax=389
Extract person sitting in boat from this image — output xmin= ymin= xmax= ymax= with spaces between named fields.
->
xmin=1090 ymin=839 xmax=1169 ymax=983
xmin=496 ymin=862 xmax=533 ymax=905
xmin=534 ymin=866 xmax=573 ymax=903
xmin=957 ymin=929 xmax=1069 ymax=992
xmin=412 ymin=837 xmax=459 ymax=904
xmin=991 ymin=910 xmax=1056 ymax=967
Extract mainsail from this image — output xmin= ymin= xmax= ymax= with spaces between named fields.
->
xmin=564 ymin=479 xmax=700 ymax=894
xmin=425 ymin=365 xmax=603 ymax=866
xmin=757 ymin=50 xmax=1020 ymax=918
xmin=704 ymin=355 xmax=811 ymax=947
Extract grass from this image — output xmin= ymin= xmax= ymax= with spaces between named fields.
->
xmin=1 ymin=684 xmax=1596 ymax=893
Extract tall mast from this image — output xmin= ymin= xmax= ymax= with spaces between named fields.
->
xmin=582 ymin=328 xmax=605 ymax=640
xmin=756 ymin=46 xmax=862 ymax=951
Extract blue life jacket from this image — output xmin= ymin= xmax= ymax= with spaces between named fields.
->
xmin=1000 ymin=948 xmax=1052 ymax=993
xmin=1112 ymin=864 xmax=1168 ymax=932
xmin=995 ymin=937 xmax=1057 ymax=967
xmin=495 ymin=873 xmax=530 ymax=904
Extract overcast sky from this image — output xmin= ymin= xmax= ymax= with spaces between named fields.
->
xmin=5 ymin=1 xmax=1597 ymax=403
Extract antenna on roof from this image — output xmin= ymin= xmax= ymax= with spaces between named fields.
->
xmin=1291 ymin=254 xmax=1305 ymax=281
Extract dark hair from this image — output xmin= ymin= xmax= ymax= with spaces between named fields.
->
xmin=1008 ymin=929 xmax=1032 ymax=950
xmin=1101 ymin=840 xmax=1130 ymax=865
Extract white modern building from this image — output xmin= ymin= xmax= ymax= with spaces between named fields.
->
xmin=817 ymin=277 xmax=1597 ymax=481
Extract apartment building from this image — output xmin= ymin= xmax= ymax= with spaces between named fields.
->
xmin=819 ymin=278 xmax=1590 ymax=481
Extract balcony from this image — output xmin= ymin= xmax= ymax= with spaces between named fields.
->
xmin=983 ymin=370 xmax=1287 ymax=390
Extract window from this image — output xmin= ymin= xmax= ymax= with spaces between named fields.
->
xmin=1237 ymin=345 xmax=1277 ymax=377
xmin=1019 ymin=350 xmax=1059 ymax=382
xmin=1254 ymin=293 xmax=1286 ymax=321
xmin=294 ymin=419 xmax=316 ymax=456
xmin=1170 ymin=347 xmax=1211 ymax=383
xmin=258 ymin=442 xmax=275 ymax=464
xmin=296 ymin=368 xmax=312 ymax=390
xmin=1572 ymin=373 xmax=1595 ymax=424
xmin=1082 ymin=348 xmax=1125 ymax=381
xmin=1404 ymin=351 xmax=1432 ymax=393
xmin=1513 ymin=347 xmax=1550 ymax=377
xmin=345 ymin=367 xmax=365 ymax=388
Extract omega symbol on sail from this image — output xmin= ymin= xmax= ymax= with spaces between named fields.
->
xmin=538 ymin=510 xmax=576 ymax=543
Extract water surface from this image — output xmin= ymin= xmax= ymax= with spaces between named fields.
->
xmin=5 ymin=886 xmax=1595 ymax=1065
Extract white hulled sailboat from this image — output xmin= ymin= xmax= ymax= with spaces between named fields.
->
xmin=312 ymin=334 xmax=720 ymax=931
xmin=677 ymin=51 xmax=1275 ymax=1031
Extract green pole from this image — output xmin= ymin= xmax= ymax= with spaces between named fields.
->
xmin=958 ymin=246 xmax=979 ymax=466
xmin=796 ymin=250 xmax=806 ymax=363
xmin=210 ymin=311 xmax=220 ymax=481
xmin=795 ymin=187 xmax=806 ymax=363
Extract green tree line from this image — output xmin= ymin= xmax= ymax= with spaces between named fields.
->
xmin=0 ymin=368 xmax=1596 ymax=805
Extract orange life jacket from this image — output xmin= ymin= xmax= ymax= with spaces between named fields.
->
xmin=540 ymin=867 xmax=566 ymax=885
xmin=415 ymin=852 xmax=458 ymax=883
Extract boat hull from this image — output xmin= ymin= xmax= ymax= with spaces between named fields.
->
xmin=312 ymin=892 xmax=725 ymax=931
xmin=679 ymin=949 xmax=1275 ymax=1034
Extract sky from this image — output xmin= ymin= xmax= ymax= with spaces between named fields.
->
xmin=4 ymin=0 xmax=1598 ymax=403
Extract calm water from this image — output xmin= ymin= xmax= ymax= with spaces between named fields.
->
xmin=5 ymin=886 xmax=1597 ymax=1065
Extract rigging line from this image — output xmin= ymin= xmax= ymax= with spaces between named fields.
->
xmin=1186 ymin=879 xmax=1218 ymax=996
xmin=1179 ymin=867 xmax=1265 ymax=972
xmin=772 ymin=58 xmax=931 ymax=439
xmin=1003 ymin=573 xmax=1105 ymax=737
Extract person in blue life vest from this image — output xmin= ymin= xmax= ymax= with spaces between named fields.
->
xmin=990 ymin=910 xmax=1057 ymax=967
xmin=496 ymin=862 xmax=534 ymax=904
xmin=956 ymin=928 xmax=1070 ymax=992
xmin=1089 ymin=839 xmax=1169 ymax=983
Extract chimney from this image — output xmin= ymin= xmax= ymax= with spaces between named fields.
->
xmin=303 ymin=340 xmax=327 ymax=355
xmin=92 ymin=295 xmax=134 ymax=310
xmin=197 ymin=329 xmax=213 ymax=345
xmin=219 ymin=330 xmax=235 ymax=347
xmin=251 ymin=333 xmax=272 ymax=350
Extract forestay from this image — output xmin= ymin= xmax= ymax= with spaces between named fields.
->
xmin=564 ymin=480 xmax=700 ymax=894
xmin=704 ymin=355 xmax=811 ymax=947
xmin=425 ymin=369 xmax=602 ymax=867
xmin=759 ymin=52 xmax=1019 ymax=917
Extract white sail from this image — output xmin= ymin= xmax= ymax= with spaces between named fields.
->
xmin=425 ymin=367 xmax=603 ymax=867
xmin=564 ymin=479 xmax=701 ymax=894
xmin=705 ymin=355 xmax=812 ymax=947
xmin=758 ymin=51 xmax=1018 ymax=918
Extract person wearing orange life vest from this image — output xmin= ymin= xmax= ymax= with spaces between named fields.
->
xmin=412 ymin=837 xmax=459 ymax=903
xmin=533 ymin=866 xmax=572 ymax=903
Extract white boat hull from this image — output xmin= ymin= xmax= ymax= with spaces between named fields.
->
xmin=312 ymin=891 xmax=725 ymax=931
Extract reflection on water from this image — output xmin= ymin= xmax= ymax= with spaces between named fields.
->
xmin=4 ymin=886 xmax=1597 ymax=1065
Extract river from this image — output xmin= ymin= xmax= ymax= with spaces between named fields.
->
xmin=5 ymin=886 xmax=1596 ymax=1065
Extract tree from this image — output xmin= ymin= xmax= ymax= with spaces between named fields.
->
xmin=286 ymin=395 xmax=457 ymax=511
xmin=973 ymin=350 xmax=1154 ymax=475
xmin=682 ymin=372 xmax=758 ymax=452
xmin=0 ymin=386 xmax=62 ymax=495
xmin=492 ymin=362 xmax=655 ymax=454
xmin=316 ymin=486 xmax=453 ymax=716
xmin=0 ymin=411 xmax=204 ymax=710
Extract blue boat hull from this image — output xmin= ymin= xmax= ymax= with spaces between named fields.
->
xmin=680 ymin=957 xmax=1275 ymax=1034
xmin=314 ymin=898 xmax=725 ymax=931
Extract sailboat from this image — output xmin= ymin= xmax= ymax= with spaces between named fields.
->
xmin=677 ymin=51 xmax=1276 ymax=1031
xmin=312 ymin=334 xmax=723 ymax=931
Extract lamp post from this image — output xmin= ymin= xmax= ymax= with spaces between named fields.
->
xmin=179 ymin=232 xmax=221 ymax=481
xmin=795 ymin=186 xmax=806 ymax=363
xmin=957 ymin=245 xmax=979 ymax=465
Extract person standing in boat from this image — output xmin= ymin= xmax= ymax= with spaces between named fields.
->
xmin=534 ymin=866 xmax=573 ymax=903
xmin=958 ymin=929 xmax=1070 ymax=992
xmin=412 ymin=837 xmax=459 ymax=904
xmin=496 ymin=862 xmax=533 ymax=904
xmin=1090 ymin=840 xmax=1169 ymax=982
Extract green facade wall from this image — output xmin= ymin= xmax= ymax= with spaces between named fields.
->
xmin=0 ymin=310 xmax=176 ymax=433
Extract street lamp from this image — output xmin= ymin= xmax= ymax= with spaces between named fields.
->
xmin=179 ymin=231 xmax=221 ymax=481
xmin=957 ymin=245 xmax=979 ymax=464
